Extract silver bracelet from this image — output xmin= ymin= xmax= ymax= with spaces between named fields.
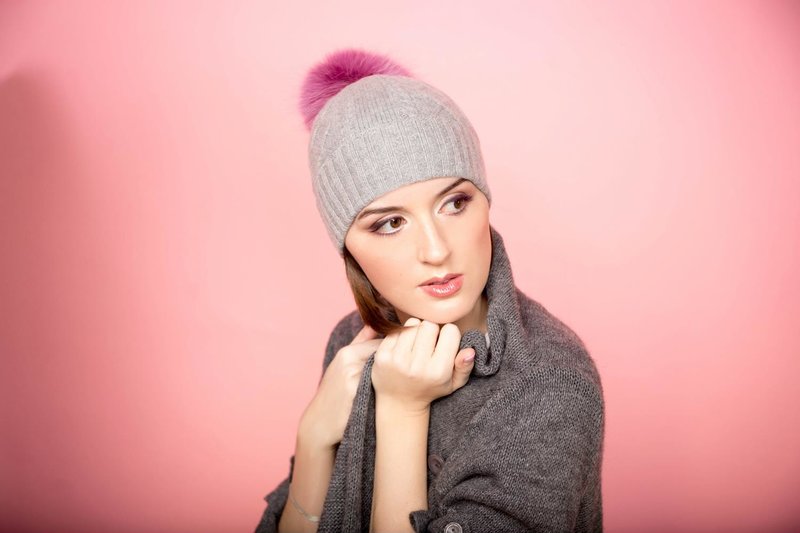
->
xmin=289 ymin=489 xmax=320 ymax=523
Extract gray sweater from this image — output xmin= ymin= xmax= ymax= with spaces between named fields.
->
xmin=255 ymin=225 xmax=605 ymax=532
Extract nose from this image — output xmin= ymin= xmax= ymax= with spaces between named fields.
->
xmin=416 ymin=218 xmax=451 ymax=264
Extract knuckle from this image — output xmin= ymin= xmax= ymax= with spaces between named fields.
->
xmin=441 ymin=322 xmax=460 ymax=337
xmin=420 ymin=319 xmax=440 ymax=333
xmin=375 ymin=348 xmax=391 ymax=365
xmin=407 ymin=366 xmax=423 ymax=380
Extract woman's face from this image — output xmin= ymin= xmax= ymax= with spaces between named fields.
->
xmin=344 ymin=176 xmax=492 ymax=333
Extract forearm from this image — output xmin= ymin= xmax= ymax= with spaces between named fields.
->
xmin=370 ymin=397 xmax=430 ymax=533
xmin=278 ymin=428 xmax=336 ymax=533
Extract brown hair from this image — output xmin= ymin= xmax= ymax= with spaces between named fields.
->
xmin=343 ymin=245 xmax=407 ymax=337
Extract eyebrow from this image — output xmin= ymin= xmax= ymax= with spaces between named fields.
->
xmin=355 ymin=178 xmax=469 ymax=221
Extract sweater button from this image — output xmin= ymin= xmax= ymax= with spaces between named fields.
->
xmin=444 ymin=522 xmax=463 ymax=533
xmin=427 ymin=454 xmax=444 ymax=474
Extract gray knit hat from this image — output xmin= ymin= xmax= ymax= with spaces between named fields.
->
xmin=299 ymin=49 xmax=491 ymax=256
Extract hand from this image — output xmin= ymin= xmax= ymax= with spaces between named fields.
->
xmin=370 ymin=317 xmax=476 ymax=413
xmin=300 ymin=325 xmax=382 ymax=449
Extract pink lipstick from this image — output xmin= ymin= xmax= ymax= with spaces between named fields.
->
xmin=420 ymin=274 xmax=463 ymax=298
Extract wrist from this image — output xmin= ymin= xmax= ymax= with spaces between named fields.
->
xmin=375 ymin=395 xmax=430 ymax=419
xmin=298 ymin=410 xmax=336 ymax=452
xmin=296 ymin=428 xmax=337 ymax=458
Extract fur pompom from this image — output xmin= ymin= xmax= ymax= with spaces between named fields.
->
xmin=299 ymin=48 xmax=412 ymax=130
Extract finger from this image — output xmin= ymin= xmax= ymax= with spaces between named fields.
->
xmin=395 ymin=317 xmax=421 ymax=365
xmin=411 ymin=320 xmax=440 ymax=365
xmin=349 ymin=339 xmax=384 ymax=362
xmin=378 ymin=327 xmax=399 ymax=351
xmin=350 ymin=324 xmax=378 ymax=345
xmin=457 ymin=346 xmax=476 ymax=368
xmin=431 ymin=323 xmax=462 ymax=374
xmin=451 ymin=347 xmax=476 ymax=390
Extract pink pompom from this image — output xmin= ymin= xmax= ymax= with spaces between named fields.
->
xmin=299 ymin=48 xmax=412 ymax=130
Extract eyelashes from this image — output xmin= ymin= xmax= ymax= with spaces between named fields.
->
xmin=368 ymin=193 xmax=474 ymax=237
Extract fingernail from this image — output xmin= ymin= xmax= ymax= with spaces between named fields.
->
xmin=463 ymin=349 xmax=475 ymax=363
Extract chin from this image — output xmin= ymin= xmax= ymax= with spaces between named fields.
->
xmin=407 ymin=295 xmax=478 ymax=327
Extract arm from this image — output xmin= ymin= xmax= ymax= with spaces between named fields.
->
xmin=367 ymin=317 xmax=476 ymax=532
xmin=276 ymin=423 xmax=336 ymax=533
xmin=254 ymin=401 xmax=340 ymax=533
xmin=254 ymin=312 xmax=365 ymax=533
xmin=408 ymin=367 xmax=605 ymax=533
xmin=369 ymin=398 xmax=431 ymax=533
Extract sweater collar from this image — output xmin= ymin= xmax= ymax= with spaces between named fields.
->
xmin=457 ymin=224 xmax=527 ymax=377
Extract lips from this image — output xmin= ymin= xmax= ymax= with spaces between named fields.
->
xmin=421 ymin=273 xmax=460 ymax=286
xmin=420 ymin=274 xmax=464 ymax=298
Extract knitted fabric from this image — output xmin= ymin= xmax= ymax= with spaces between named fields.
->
xmin=308 ymin=73 xmax=491 ymax=256
xmin=254 ymin=226 xmax=605 ymax=532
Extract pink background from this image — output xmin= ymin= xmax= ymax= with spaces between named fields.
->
xmin=2 ymin=1 xmax=799 ymax=532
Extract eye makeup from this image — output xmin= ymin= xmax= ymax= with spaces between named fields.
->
xmin=367 ymin=192 xmax=474 ymax=237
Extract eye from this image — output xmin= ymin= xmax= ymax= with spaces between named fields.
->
xmin=370 ymin=216 xmax=405 ymax=236
xmin=368 ymin=193 xmax=474 ymax=237
xmin=442 ymin=193 xmax=473 ymax=214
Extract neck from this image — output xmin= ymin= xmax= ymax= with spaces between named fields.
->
xmin=397 ymin=291 xmax=488 ymax=335
xmin=454 ymin=291 xmax=489 ymax=335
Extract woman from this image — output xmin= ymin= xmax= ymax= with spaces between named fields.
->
xmin=255 ymin=48 xmax=605 ymax=533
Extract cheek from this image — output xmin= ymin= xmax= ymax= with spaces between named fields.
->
xmin=463 ymin=211 xmax=491 ymax=249
xmin=467 ymin=218 xmax=492 ymax=274
xmin=360 ymin=256 xmax=404 ymax=295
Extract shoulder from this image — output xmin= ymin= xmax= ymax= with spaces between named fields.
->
xmin=329 ymin=308 xmax=364 ymax=344
xmin=480 ymin=362 xmax=604 ymax=438
xmin=514 ymin=286 xmax=603 ymax=397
